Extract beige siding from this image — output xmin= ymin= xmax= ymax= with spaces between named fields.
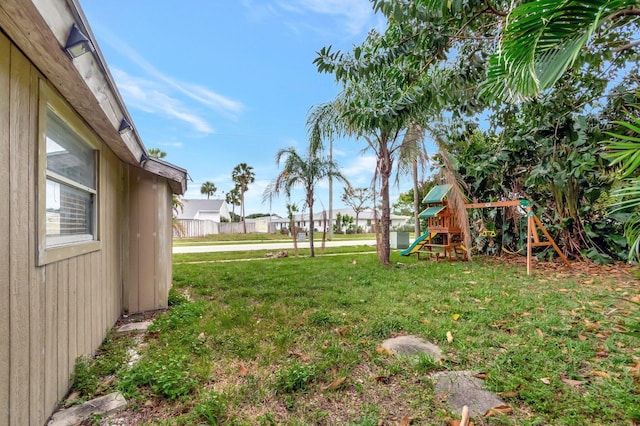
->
xmin=0 ymin=32 xmax=11 ymax=425
xmin=127 ymin=167 xmax=173 ymax=313
xmin=0 ymin=32 xmax=126 ymax=424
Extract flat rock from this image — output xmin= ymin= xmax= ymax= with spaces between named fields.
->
xmin=381 ymin=335 xmax=443 ymax=361
xmin=116 ymin=321 xmax=153 ymax=333
xmin=48 ymin=392 xmax=127 ymax=426
xmin=432 ymin=370 xmax=506 ymax=417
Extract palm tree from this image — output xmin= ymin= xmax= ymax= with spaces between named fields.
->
xmin=307 ymin=99 xmax=426 ymax=265
xmin=225 ymin=186 xmax=241 ymax=222
xmin=200 ymin=181 xmax=217 ymax=199
xmin=231 ymin=163 xmax=255 ymax=233
xmin=265 ymin=137 xmax=348 ymax=257
xmin=484 ymin=0 xmax=639 ymax=102
xmin=286 ymin=202 xmax=300 ymax=257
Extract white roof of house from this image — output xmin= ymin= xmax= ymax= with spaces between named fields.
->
xmin=177 ymin=199 xmax=226 ymax=219
xmin=271 ymin=208 xmax=410 ymax=223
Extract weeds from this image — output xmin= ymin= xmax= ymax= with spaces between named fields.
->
xmin=79 ymin=253 xmax=638 ymax=424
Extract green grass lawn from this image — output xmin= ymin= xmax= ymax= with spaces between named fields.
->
xmin=72 ymin=253 xmax=639 ymax=425
xmin=173 ymin=232 xmax=379 ymax=246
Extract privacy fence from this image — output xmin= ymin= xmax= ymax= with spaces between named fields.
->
xmin=174 ymin=220 xmax=259 ymax=238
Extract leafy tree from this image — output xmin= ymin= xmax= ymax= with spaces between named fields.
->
xmin=265 ymin=137 xmax=348 ymax=257
xmin=607 ymin=104 xmax=640 ymax=262
xmin=231 ymin=163 xmax=255 ymax=233
xmin=225 ymin=187 xmax=241 ymax=222
xmin=340 ymin=187 xmax=372 ymax=233
xmin=484 ymin=0 xmax=640 ymax=102
xmin=147 ymin=148 xmax=167 ymax=159
xmin=200 ymin=181 xmax=217 ymax=199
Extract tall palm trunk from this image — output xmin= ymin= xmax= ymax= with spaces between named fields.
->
xmin=241 ymin=190 xmax=246 ymax=233
xmin=413 ymin=158 xmax=421 ymax=236
xmin=307 ymin=191 xmax=315 ymax=257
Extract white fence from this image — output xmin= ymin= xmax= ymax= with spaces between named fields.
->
xmin=174 ymin=220 xmax=257 ymax=238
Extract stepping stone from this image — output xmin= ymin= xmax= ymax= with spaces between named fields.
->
xmin=432 ymin=371 xmax=506 ymax=417
xmin=116 ymin=321 xmax=153 ymax=333
xmin=381 ymin=335 xmax=443 ymax=361
xmin=48 ymin=392 xmax=127 ymax=426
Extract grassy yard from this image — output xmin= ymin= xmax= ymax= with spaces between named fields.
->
xmin=72 ymin=253 xmax=638 ymax=425
xmin=173 ymin=233 xmax=379 ymax=246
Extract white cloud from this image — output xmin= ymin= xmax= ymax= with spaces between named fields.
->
xmin=95 ymin=26 xmax=245 ymax=122
xmin=243 ymin=0 xmax=376 ymax=37
xmin=333 ymin=148 xmax=348 ymax=157
xmin=341 ymin=154 xmax=376 ymax=177
xmin=159 ymin=141 xmax=184 ymax=148
xmin=113 ymin=69 xmax=214 ymax=134
xmin=285 ymin=0 xmax=374 ymax=35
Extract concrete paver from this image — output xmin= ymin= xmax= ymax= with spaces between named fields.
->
xmin=47 ymin=392 xmax=126 ymax=426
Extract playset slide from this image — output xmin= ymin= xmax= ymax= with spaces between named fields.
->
xmin=400 ymin=230 xmax=432 ymax=256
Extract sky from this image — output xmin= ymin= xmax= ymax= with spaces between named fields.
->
xmin=80 ymin=1 xmax=431 ymax=217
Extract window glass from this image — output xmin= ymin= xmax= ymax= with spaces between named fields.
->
xmin=46 ymin=109 xmax=95 ymax=189
xmin=45 ymin=108 xmax=97 ymax=247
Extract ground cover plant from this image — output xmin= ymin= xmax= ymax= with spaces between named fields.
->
xmin=78 ymin=253 xmax=638 ymax=425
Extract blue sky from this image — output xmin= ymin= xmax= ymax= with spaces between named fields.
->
xmin=81 ymin=1 xmax=427 ymax=217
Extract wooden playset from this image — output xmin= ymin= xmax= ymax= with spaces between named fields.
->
xmin=401 ymin=184 xmax=570 ymax=275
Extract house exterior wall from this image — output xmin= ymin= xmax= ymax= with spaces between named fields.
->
xmin=126 ymin=166 xmax=173 ymax=313
xmin=0 ymin=33 xmax=126 ymax=424
xmin=194 ymin=211 xmax=221 ymax=222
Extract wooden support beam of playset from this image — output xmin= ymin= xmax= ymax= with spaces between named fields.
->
xmin=464 ymin=199 xmax=570 ymax=275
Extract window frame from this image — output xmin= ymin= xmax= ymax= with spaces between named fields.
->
xmin=37 ymin=80 xmax=102 ymax=266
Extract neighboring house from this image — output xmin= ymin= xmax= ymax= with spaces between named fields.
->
xmin=177 ymin=199 xmax=231 ymax=222
xmin=271 ymin=208 xmax=410 ymax=233
xmin=174 ymin=199 xmax=231 ymax=237
xmin=0 ymin=0 xmax=188 ymax=424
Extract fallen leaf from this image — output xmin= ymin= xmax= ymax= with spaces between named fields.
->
xmin=473 ymin=372 xmax=487 ymax=380
xmin=577 ymin=334 xmax=587 ymax=341
xmin=374 ymin=375 xmax=391 ymax=384
xmin=289 ymin=351 xmax=311 ymax=362
xmin=197 ymin=332 xmax=206 ymax=340
xmin=497 ymin=390 xmax=520 ymax=398
xmin=376 ymin=347 xmax=394 ymax=356
xmin=452 ymin=314 xmax=460 ymax=321
xmin=96 ymin=377 xmax=116 ymax=393
xmin=592 ymin=370 xmax=610 ymax=379
xmin=335 ymin=326 xmax=348 ymax=338
xmin=536 ymin=328 xmax=544 ymax=338
xmin=399 ymin=415 xmax=412 ymax=425
xmin=321 ymin=376 xmax=346 ymax=390
xmin=351 ymin=259 xmax=357 ymax=264
xmin=484 ymin=405 xmax=512 ymax=417
xmin=420 ymin=319 xmax=430 ymax=324
xmin=446 ymin=331 xmax=454 ymax=343
xmin=540 ymin=377 xmax=551 ymax=384
xmin=561 ymin=378 xmax=585 ymax=387
xmin=238 ymin=363 xmax=249 ymax=377
xmin=65 ymin=391 xmax=80 ymax=404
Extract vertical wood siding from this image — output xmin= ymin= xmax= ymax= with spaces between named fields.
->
xmin=127 ymin=168 xmax=173 ymax=313
xmin=0 ymin=33 xmax=126 ymax=424
xmin=0 ymin=32 xmax=12 ymax=426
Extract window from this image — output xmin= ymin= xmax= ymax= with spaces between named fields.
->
xmin=38 ymin=81 xmax=101 ymax=265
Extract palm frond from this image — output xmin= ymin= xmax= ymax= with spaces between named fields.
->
xmin=484 ymin=0 xmax=639 ymax=101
